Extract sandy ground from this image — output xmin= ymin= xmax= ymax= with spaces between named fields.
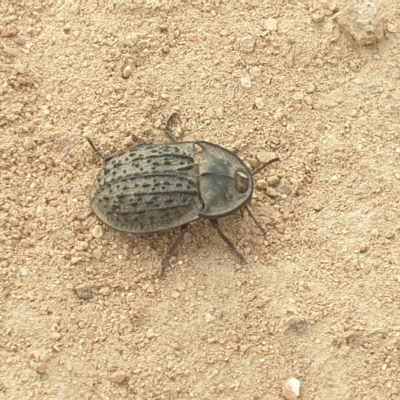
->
xmin=1 ymin=1 xmax=400 ymax=399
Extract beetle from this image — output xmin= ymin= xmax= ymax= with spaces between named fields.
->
xmin=86 ymin=113 xmax=279 ymax=275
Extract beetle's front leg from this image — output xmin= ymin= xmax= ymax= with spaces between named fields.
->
xmin=209 ymin=219 xmax=246 ymax=263
xmin=160 ymin=224 xmax=188 ymax=276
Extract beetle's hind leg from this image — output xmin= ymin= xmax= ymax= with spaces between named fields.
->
xmin=85 ymin=138 xmax=106 ymax=160
xmin=245 ymin=206 xmax=266 ymax=235
xmin=210 ymin=219 xmax=246 ymax=263
xmin=160 ymin=224 xmax=188 ymax=276
xmin=164 ymin=112 xmax=181 ymax=143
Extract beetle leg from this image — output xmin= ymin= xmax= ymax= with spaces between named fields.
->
xmin=85 ymin=138 xmax=106 ymax=160
xmin=209 ymin=219 xmax=246 ymax=263
xmin=160 ymin=224 xmax=188 ymax=276
xmin=245 ymin=206 xmax=266 ymax=236
xmin=164 ymin=112 xmax=180 ymax=143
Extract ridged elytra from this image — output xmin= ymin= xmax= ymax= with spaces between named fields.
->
xmin=86 ymin=113 xmax=279 ymax=276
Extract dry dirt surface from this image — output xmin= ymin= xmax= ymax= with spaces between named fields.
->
xmin=1 ymin=1 xmax=400 ymax=399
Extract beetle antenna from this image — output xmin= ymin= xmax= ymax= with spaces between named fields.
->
xmin=245 ymin=206 xmax=266 ymax=235
xmin=252 ymin=157 xmax=280 ymax=176
xmin=86 ymin=138 xmax=106 ymax=160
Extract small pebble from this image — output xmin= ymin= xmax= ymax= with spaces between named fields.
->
xmin=110 ymin=370 xmax=129 ymax=384
xmin=292 ymin=92 xmax=304 ymax=101
xmin=36 ymin=206 xmax=44 ymax=217
xmin=75 ymin=241 xmax=89 ymax=251
xmin=1 ymin=28 xmax=17 ymax=37
xmin=334 ymin=0 xmax=384 ymax=45
xmin=23 ymin=138 xmax=36 ymax=150
xmin=277 ymin=179 xmax=292 ymax=196
xmin=74 ymin=284 xmax=93 ymax=300
xmin=267 ymin=175 xmax=280 ymax=187
xmin=99 ymin=287 xmax=111 ymax=296
xmin=15 ymin=64 xmax=26 ymax=74
xmin=13 ymin=37 xmax=26 ymax=46
xmin=275 ymin=224 xmax=285 ymax=235
xmin=205 ymin=313 xmax=215 ymax=323
xmin=385 ymin=231 xmax=395 ymax=239
xmin=93 ymin=249 xmax=103 ymax=260
xmin=36 ymin=363 xmax=47 ymax=375
xmin=226 ymin=86 xmax=235 ymax=100
xmin=256 ymin=151 xmax=277 ymax=164
xmin=63 ymin=24 xmax=71 ymax=34
xmin=286 ymin=53 xmax=294 ymax=68
xmin=69 ymin=4 xmax=80 ymax=15
xmin=216 ymin=106 xmax=224 ymax=119
xmin=239 ymin=35 xmax=255 ymax=53
xmin=240 ymin=76 xmax=252 ymax=89
xmin=254 ymin=98 xmax=264 ymax=109
xmin=122 ymin=65 xmax=132 ymax=79
xmin=250 ymin=66 xmax=261 ymax=76
xmin=305 ymin=83 xmax=315 ymax=94
xmin=305 ymin=96 xmax=314 ymax=106
xmin=171 ymin=291 xmax=180 ymax=299
xmin=264 ymin=18 xmax=277 ymax=31
xmin=282 ymin=377 xmax=300 ymax=400
xmin=92 ymin=225 xmax=104 ymax=238
xmin=387 ymin=23 xmax=397 ymax=33
xmin=71 ymin=257 xmax=82 ymax=265
xmin=266 ymin=187 xmax=278 ymax=198
xmin=273 ymin=108 xmax=284 ymax=122
xmin=146 ymin=328 xmax=155 ymax=339
xmin=256 ymin=179 xmax=268 ymax=190
xmin=284 ymin=314 xmax=308 ymax=334
xmin=51 ymin=332 xmax=62 ymax=341
xmin=312 ymin=13 xmax=324 ymax=23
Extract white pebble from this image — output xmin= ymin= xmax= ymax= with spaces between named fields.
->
xmin=122 ymin=65 xmax=132 ymax=79
xmin=240 ymin=76 xmax=252 ymax=89
xmin=216 ymin=106 xmax=224 ymax=119
xmin=264 ymin=18 xmax=277 ymax=31
xmin=292 ymin=92 xmax=304 ymax=101
xmin=250 ymin=66 xmax=261 ymax=76
xmin=255 ymin=98 xmax=264 ymax=109
xmin=146 ymin=328 xmax=155 ymax=339
xmin=282 ymin=377 xmax=300 ymax=400
xmin=205 ymin=313 xmax=215 ymax=323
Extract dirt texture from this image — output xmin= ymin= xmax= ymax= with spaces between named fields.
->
xmin=1 ymin=1 xmax=400 ymax=399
